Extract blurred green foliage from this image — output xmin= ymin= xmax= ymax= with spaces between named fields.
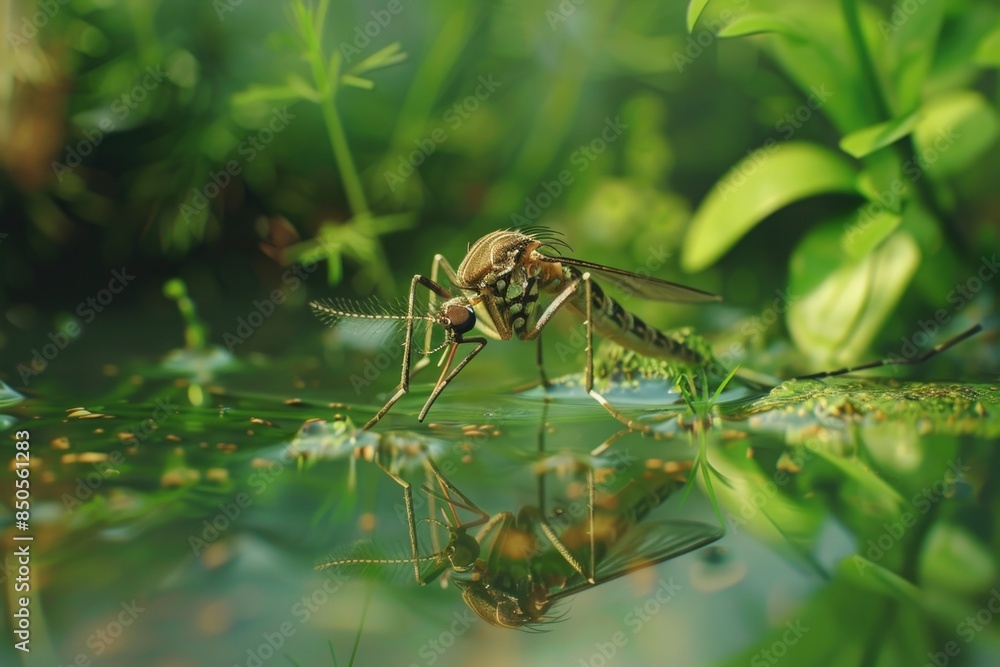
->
xmin=1 ymin=0 xmax=998 ymax=368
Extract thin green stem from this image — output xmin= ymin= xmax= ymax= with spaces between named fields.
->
xmin=347 ymin=586 xmax=373 ymax=667
xmin=305 ymin=12 xmax=371 ymax=219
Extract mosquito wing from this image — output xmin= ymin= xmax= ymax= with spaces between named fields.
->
xmin=548 ymin=519 xmax=723 ymax=601
xmin=539 ymin=254 xmax=721 ymax=304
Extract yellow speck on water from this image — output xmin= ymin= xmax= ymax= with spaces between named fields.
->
xmin=101 ymin=364 xmax=119 ymax=376
xmin=51 ymin=437 xmax=70 ymax=449
xmin=205 ymin=468 xmax=229 ymax=483
xmin=645 ymin=458 xmax=664 ymax=470
xmin=93 ymin=428 xmax=104 ymax=434
xmin=73 ymin=452 xmax=109 ymax=463
xmin=166 ymin=434 xmax=182 ymax=442
xmin=195 ymin=600 xmax=233 ymax=636
xmin=250 ymin=458 xmax=271 ymax=469
xmin=284 ymin=398 xmax=303 ymax=406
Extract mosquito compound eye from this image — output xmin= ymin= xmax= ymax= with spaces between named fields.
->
xmin=445 ymin=304 xmax=476 ymax=335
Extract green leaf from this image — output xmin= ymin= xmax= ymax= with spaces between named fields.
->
xmin=717 ymin=14 xmax=804 ymax=39
xmin=841 ymin=209 xmax=901 ymax=261
xmin=788 ymin=227 xmax=919 ymax=365
xmin=231 ymin=84 xmax=303 ymax=107
xmin=686 ymin=0 xmax=711 ymax=32
xmin=919 ymin=523 xmax=997 ymax=594
xmin=913 ymin=90 xmax=1000 ymax=177
xmin=340 ymin=75 xmax=374 ymax=90
xmin=975 ymin=25 xmax=1000 ymax=67
xmin=682 ymin=143 xmax=858 ymax=271
xmin=839 ymin=112 xmax=919 ymax=158
xmin=348 ymin=42 xmax=408 ymax=77
xmin=884 ymin=0 xmax=944 ymax=112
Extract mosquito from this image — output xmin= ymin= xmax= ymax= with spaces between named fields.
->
xmin=311 ymin=227 xmax=723 ymax=431
xmin=315 ymin=451 xmax=723 ymax=629
xmin=311 ymin=227 xmax=985 ymax=431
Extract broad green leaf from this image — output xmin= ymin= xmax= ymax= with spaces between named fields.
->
xmin=765 ymin=4 xmax=884 ymax=134
xmin=973 ymin=24 xmax=1000 ymax=67
xmin=717 ymin=13 xmax=804 ymax=39
xmin=0 ymin=380 xmax=25 ymax=408
xmin=788 ymin=227 xmax=919 ymax=365
xmin=841 ymin=209 xmax=901 ymax=260
xmin=919 ymin=523 xmax=997 ymax=594
xmin=682 ymin=143 xmax=858 ymax=271
xmin=883 ymin=0 xmax=944 ymax=112
xmin=839 ymin=112 xmax=919 ymax=158
xmin=913 ymin=91 xmax=1000 ymax=177
xmin=686 ymin=0 xmax=711 ymax=32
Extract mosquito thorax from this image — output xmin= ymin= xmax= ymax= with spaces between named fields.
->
xmin=456 ymin=230 xmax=539 ymax=288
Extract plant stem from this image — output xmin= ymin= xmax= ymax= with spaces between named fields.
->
xmin=306 ymin=16 xmax=370 ymax=219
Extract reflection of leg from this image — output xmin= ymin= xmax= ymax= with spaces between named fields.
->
xmin=378 ymin=463 xmax=421 ymax=584
xmin=536 ymin=401 xmax=550 ymax=515
xmin=529 ymin=507 xmax=594 ymax=584
xmin=365 ymin=274 xmax=451 ymax=430
xmin=582 ymin=272 xmax=651 ymax=434
xmin=535 ymin=335 xmax=551 ymax=388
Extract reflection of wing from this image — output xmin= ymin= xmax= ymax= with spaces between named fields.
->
xmin=549 ymin=520 xmax=723 ymax=601
xmin=539 ymin=254 xmax=721 ymax=304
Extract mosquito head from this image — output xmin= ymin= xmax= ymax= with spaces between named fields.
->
xmin=437 ymin=297 xmax=477 ymax=335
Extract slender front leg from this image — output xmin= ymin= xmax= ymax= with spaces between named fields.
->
xmin=377 ymin=462 xmax=423 ymax=585
xmin=417 ymin=335 xmax=488 ymax=422
xmin=412 ymin=255 xmax=464 ymax=377
xmin=582 ymin=272 xmax=651 ymax=434
xmin=365 ymin=274 xmax=452 ymax=430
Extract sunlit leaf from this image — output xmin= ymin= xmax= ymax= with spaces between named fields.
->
xmin=686 ymin=0 xmax=711 ymax=32
xmin=788 ymin=227 xmax=920 ymax=365
xmin=975 ymin=25 xmax=1000 ymax=67
xmin=841 ymin=209 xmax=901 ymax=260
xmin=884 ymin=0 xmax=944 ymax=112
xmin=839 ymin=112 xmax=919 ymax=158
xmin=717 ymin=14 xmax=805 ymax=39
xmin=232 ymin=85 xmax=304 ymax=107
xmin=913 ymin=90 xmax=1000 ymax=176
xmin=340 ymin=75 xmax=375 ymax=90
xmin=682 ymin=143 xmax=859 ymax=271
xmin=919 ymin=523 xmax=997 ymax=594
xmin=348 ymin=42 xmax=409 ymax=77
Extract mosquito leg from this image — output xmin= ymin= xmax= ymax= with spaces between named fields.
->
xmin=587 ymin=465 xmax=595 ymax=584
xmin=375 ymin=462 xmax=422 ymax=585
xmin=796 ymin=324 xmax=983 ymax=380
xmin=581 ymin=272 xmax=652 ymax=434
xmin=417 ymin=336 xmax=488 ymax=422
xmin=365 ymin=274 xmax=452 ymax=430
xmin=413 ymin=255 xmax=464 ymax=377
xmin=530 ymin=508 xmax=594 ymax=584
